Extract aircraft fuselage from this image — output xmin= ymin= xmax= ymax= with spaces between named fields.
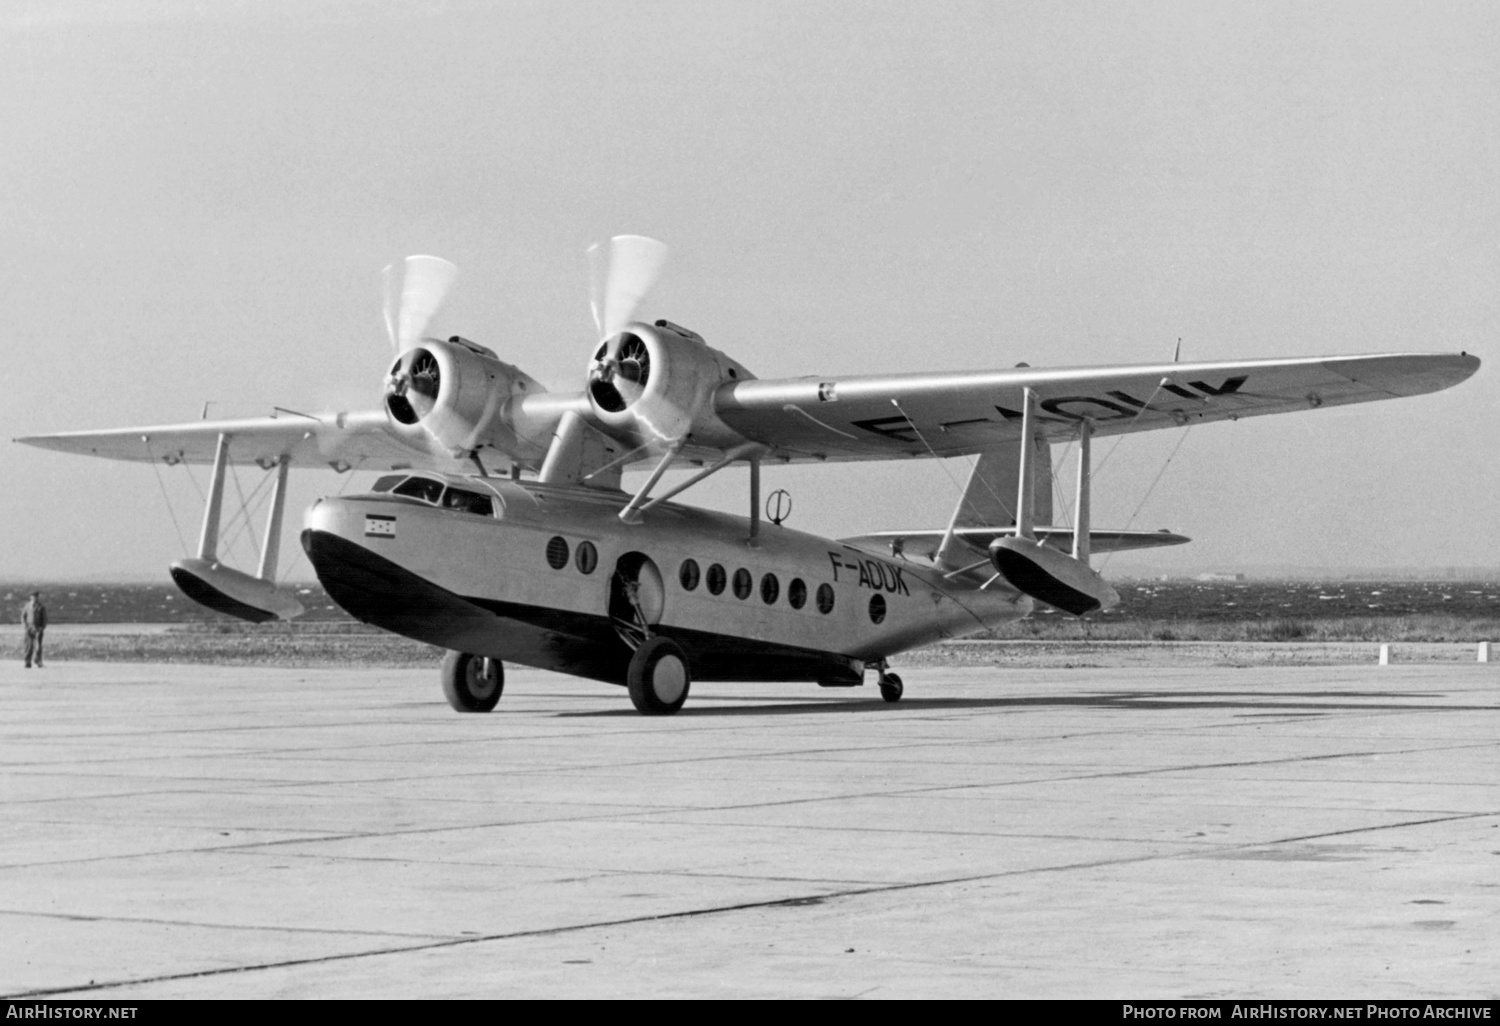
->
xmin=301 ymin=473 xmax=1030 ymax=687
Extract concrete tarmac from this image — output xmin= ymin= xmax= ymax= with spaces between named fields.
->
xmin=0 ymin=659 xmax=1495 ymax=999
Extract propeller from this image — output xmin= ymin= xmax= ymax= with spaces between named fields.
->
xmin=587 ymin=235 xmax=667 ymax=338
xmin=382 ymin=255 xmax=457 ymax=425
xmin=383 ymin=255 xmax=458 ymax=354
xmin=586 ymin=236 xmax=667 ymax=413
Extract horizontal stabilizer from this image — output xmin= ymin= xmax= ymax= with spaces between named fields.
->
xmin=844 ymin=526 xmax=1189 ymax=561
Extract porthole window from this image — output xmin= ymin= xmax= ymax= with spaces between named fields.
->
xmin=545 ymin=536 xmax=569 ymax=570
xmin=816 ymin=583 xmax=835 ymax=615
xmin=575 ymin=541 xmax=598 ymax=574
xmin=732 ymin=568 xmax=753 ymax=600
xmin=868 ymin=593 xmax=887 ymax=624
xmin=679 ymin=559 xmax=701 ymax=591
xmin=760 ymin=573 xmax=779 ymax=605
xmin=706 ymin=563 xmax=727 ymax=596
xmin=788 ymin=578 xmax=807 ymax=610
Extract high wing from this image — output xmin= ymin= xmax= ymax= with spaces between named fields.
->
xmin=15 ymin=352 xmax=1480 ymax=473
xmin=14 ymin=410 xmax=472 ymax=472
xmin=715 ymin=353 xmax=1480 ymax=461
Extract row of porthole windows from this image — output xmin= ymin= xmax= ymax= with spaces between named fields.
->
xmin=678 ymin=558 xmax=841 ymax=616
xmin=544 ymin=539 xmax=887 ymax=624
xmin=546 ymin=536 xmax=598 ymax=575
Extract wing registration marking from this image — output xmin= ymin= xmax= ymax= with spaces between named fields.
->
xmin=848 ymin=377 xmax=1254 ymax=441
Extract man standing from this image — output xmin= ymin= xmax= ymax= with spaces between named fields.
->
xmin=21 ymin=591 xmax=47 ymax=668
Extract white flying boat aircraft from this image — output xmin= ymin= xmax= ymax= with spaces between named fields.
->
xmin=17 ymin=238 xmax=1480 ymax=714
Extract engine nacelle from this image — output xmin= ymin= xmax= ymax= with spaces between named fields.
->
xmin=586 ymin=321 xmax=753 ymax=449
xmin=385 ymin=337 xmax=543 ymax=459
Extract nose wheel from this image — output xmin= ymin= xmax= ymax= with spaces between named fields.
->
xmin=877 ymin=670 xmax=904 ymax=703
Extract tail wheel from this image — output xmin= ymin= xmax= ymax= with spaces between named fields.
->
xmin=627 ymin=636 xmax=691 ymax=715
xmin=441 ymin=651 xmax=504 ymax=713
xmin=879 ymin=672 xmax=904 ymax=704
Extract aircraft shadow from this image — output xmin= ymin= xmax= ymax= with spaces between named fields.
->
xmin=557 ymin=689 xmax=1479 ymax=718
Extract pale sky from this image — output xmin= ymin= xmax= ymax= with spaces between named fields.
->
xmin=2 ymin=0 xmax=1496 ymax=582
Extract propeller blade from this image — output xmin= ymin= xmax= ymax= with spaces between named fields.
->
xmin=383 ymin=255 xmax=458 ymax=353
xmin=589 ymin=235 xmax=667 ymax=338
xmin=586 ymin=241 xmax=607 ymax=338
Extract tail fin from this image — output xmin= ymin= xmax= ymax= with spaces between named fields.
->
xmin=933 ymin=436 xmax=1051 ymax=570
xmin=952 ymin=437 xmax=1052 ymax=529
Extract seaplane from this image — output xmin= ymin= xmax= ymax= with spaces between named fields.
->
xmin=17 ymin=237 xmax=1480 ymax=714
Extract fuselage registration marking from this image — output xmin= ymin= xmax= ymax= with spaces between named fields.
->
xmin=828 ymin=551 xmax=910 ymax=595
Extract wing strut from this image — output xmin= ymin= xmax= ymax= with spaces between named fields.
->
xmin=630 ymin=441 xmax=767 ymax=518
xmin=989 ymin=394 xmax=1119 ymax=615
xmin=257 ymin=454 xmax=291 ymax=582
xmin=748 ymin=455 xmax=761 ymax=546
xmin=196 ymin=433 xmax=231 ymax=561
xmin=168 ymin=434 xmax=304 ymax=622
xmin=1072 ymin=420 xmax=1092 ymax=567
xmin=619 ymin=441 xmax=685 ymax=524
xmin=1015 ymin=387 xmax=1038 ymax=541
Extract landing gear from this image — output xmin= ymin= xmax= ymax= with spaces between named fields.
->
xmin=878 ymin=671 xmax=904 ymax=704
xmin=627 ymin=636 xmax=691 ymax=715
xmin=441 ymin=651 xmax=504 ymax=713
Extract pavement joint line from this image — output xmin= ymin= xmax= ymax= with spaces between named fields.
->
xmin=6 ymin=699 xmax=1490 ymax=776
xmin=0 ymin=907 xmax=453 ymax=941
xmin=1263 ymin=811 xmax=1499 ymax=845
xmin=231 ymin=729 xmax=1500 ymax=782
xmin=17 ymin=708 xmax=1488 ymax=779
xmin=599 ymin=816 xmax=1466 ymax=846
xmin=0 ymin=851 xmax=1177 ymax=1000
xmin=0 ymin=799 xmax=799 ymax=869
xmin=4 ymin=740 xmax=1492 ymax=870
xmin=577 ymin=740 xmax=1500 ymax=820
xmin=218 ymin=850 xmax=891 ymax=886
xmin=2 ymin=705 xmax=959 ymax=746
xmin=19 ymin=800 xmax=1481 ymax=1002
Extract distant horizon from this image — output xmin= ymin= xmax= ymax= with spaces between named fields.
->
xmin=6 ymin=564 xmax=1500 ymax=589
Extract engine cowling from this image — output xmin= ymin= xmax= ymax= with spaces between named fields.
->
xmin=586 ymin=321 xmax=753 ymax=449
xmin=384 ymin=336 xmax=542 ymax=459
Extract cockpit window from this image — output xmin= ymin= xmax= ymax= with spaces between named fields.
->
xmin=441 ymin=487 xmax=494 ymax=517
xmin=382 ymin=475 xmax=496 ymax=515
xmin=393 ymin=477 xmax=444 ymax=504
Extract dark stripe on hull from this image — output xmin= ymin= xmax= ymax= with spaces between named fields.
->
xmin=169 ymin=565 xmax=278 ymax=624
xmin=992 ymin=546 xmax=1102 ymax=616
xmin=301 ymin=530 xmax=863 ymax=685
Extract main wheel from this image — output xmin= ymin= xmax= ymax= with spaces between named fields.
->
xmin=626 ymin=637 xmax=691 ymax=715
xmin=879 ymin=672 xmax=904 ymax=703
xmin=441 ymin=651 xmax=504 ymax=713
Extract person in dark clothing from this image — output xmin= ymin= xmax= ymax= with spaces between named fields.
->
xmin=21 ymin=592 xmax=47 ymax=668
